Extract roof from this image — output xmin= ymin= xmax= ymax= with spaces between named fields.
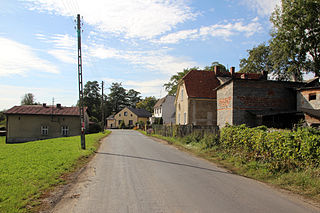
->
xmin=247 ymin=110 xmax=300 ymax=117
xmin=297 ymin=86 xmax=320 ymax=91
xmin=154 ymin=97 xmax=165 ymax=108
xmin=5 ymin=105 xmax=84 ymax=116
xmin=182 ymin=70 xmax=221 ymax=99
xmin=107 ymin=115 xmax=115 ymax=120
xmin=127 ymin=107 xmax=152 ymax=118
xmin=301 ymin=108 xmax=320 ymax=119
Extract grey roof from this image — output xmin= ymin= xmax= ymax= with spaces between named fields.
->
xmin=127 ymin=107 xmax=152 ymax=118
xmin=301 ymin=108 xmax=320 ymax=119
xmin=154 ymin=97 xmax=165 ymax=108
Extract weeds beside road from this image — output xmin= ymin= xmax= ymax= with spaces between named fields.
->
xmin=0 ymin=131 xmax=110 ymax=213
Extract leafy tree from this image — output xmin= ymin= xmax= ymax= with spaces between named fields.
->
xmin=108 ymin=82 xmax=127 ymax=113
xmin=21 ymin=93 xmax=38 ymax=105
xmin=239 ymin=43 xmax=274 ymax=75
xmin=136 ymin=96 xmax=157 ymax=113
xmin=203 ymin=61 xmax=227 ymax=72
xmin=83 ymin=81 xmax=101 ymax=120
xmin=127 ymin=89 xmax=142 ymax=108
xmin=164 ymin=67 xmax=199 ymax=95
xmin=270 ymin=0 xmax=320 ymax=80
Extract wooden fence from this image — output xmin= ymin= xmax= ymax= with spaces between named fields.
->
xmin=151 ymin=124 xmax=219 ymax=138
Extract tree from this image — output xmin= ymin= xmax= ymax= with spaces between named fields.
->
xmin=203 ymin=61 xmax=227 ymax=72
xmin=164 ymin=67 xmax=199 ymax=95
xmin=108 ymin=82 xmax=127 ymax=113
xmin=270 ymin=0 xmax=320 ymax=80
xmin=127 ymin=89 xmax=142 ymax=108
xmin=83 ymin=81 xmax=101 ymax=120
xmin=136 ymin=96 xmax=157 ymax=113
xmin=21 ymin=93 xmax=38 ymax=105
xmin=239 ymin=43 xmax=274 ymax=75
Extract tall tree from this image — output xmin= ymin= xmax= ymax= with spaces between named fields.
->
xmin=239 ymin=43 xmax=274 ymax=75
xmin=83 ymin=81 xmax=101 ymax=120
xmin=127 ymin=89 xmax=142 ymax=108
xmin=108 ymin=82 xmax=127 ymax=113
xmin=136 ymin=96 xmax=157 ymax=113
xmin=164 ymin=67 xmax=199 ymax=95
xmin=270 ymin=0 xmax=320 ymax=80
xmin=21 ymin=93 xmax=38 ymax=105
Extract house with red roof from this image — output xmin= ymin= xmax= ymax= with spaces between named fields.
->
xmin=4 ymin=103 xmax=89 ymax=143
xmin=175 ymin=66 xmax=230 ymax=125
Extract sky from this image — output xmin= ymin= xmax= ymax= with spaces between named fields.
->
xmin=0 ymin=0 xmax=282 ymax=110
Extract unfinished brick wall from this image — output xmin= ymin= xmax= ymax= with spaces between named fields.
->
xmin=232 ymin=80 xmax=298 ymax=126
xmin=217 ymin=81 xmax=233 ymax=127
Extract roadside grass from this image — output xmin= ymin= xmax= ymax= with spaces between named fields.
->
xmin=0 ymin=131 xmax=110 ymax=213
xmin=139 ymin=130 xmax=320 ymax=203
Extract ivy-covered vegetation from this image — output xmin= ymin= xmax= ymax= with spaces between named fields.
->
xmin=220 ymin=124 xmax=320 ymax=172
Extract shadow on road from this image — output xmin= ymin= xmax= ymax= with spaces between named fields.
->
xmin=95 ymin=151 xmax=232 ymax=175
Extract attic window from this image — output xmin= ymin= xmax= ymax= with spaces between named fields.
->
xmin=309 ymin=93 xmax=316 ymax=101
xmin=124 ymin=112 xmax=128 ymax=116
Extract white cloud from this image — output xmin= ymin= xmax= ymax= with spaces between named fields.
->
xmin=88 ymin=45 xmax=196 ymax=75
xmin=36 ymin=33 xmax=77 ymax=64
xmin=156 ymin=19 xmax=262 ymax=44
xmin=0 ymin=37 xmax=59 ymax=76
xmin=24 ymin=0 xmax=197 ymax=39
xmin=243 ymin=0 xmax=281 ymax=16
xmin=103 ymin=78 xmax=166 ymax=97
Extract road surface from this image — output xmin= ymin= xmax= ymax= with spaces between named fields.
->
xmin=53 ymin=130 xmax=319 ymax=213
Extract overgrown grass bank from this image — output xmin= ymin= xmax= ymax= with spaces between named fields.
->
xmin=0 ymin=131 xmax=110 ymax=213
xmin=140 ymin=126 xmax=320 ymax=202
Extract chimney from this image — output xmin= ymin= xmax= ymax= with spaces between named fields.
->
xmin=262 ymin=71 xmax=268 ymax=80
xmin=42 ymin=103 xmax=47 ymax=107
xmin=56 ymin=103 xmax=61 ymax=109
xmin=214 ymin=66 xmax=221 ymax=76
xmin=241 ymin=73 xmax=248 ymax=79
xmin=230 ymin=67 xmax=235 ymax=76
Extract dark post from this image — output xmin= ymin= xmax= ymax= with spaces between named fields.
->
xmin=101 ymin=81 xmax=104 ymax=131
xmin=77 ymin=14 xmax=86 ymax=149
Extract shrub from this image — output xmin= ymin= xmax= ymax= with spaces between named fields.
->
xmin=200 ymin=133 xmax=219 ymax=149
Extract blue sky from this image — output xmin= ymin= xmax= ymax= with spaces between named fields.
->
xmin=0 ymin=0 xmax=281 ymax=110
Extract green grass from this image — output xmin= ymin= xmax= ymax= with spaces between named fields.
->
xmin=0 ymin=131 xmax=110 ymax=213
xmin=141 ymin=131 xmax=320 ymax=203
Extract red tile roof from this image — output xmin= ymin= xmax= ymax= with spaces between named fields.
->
xmin=5 ymin=105 xmax=84 ymax=116
xmin=182 ymin=70 xmax=221 ymax=99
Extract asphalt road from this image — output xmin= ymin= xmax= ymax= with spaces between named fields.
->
xmin=53 ymin=130 xmax=319 ymax=213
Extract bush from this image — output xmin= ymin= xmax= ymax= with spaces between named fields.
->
xmin=183 ymin=131 xmax=202 ymax=144
xmin=88 ymin=122 xmax=101 ymax=133
xmin=220 ymin=125 xmax=320 ymax=172
xmin=200 ymin=133 xmax=219 ymax=149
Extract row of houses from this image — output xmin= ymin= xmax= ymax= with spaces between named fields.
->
xmin=153 ymin=66 xmax=320 ymax=128
xmin=4 ymin=66 xmax=320 ymax=143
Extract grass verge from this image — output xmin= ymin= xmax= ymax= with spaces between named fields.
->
xmin=138 ymin=130 xmax=320 ymax=204
xmin=0 ymin=131 xmax=110 ymax=213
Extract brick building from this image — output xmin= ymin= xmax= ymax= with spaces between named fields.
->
xmin=216 ymin=75 xmax=306 ymax=128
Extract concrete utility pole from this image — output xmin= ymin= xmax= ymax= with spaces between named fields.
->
xmin=101 ymin=81 xmax=104 ymax=131
xmin=77 ymin=14 xmax=86 ymax=149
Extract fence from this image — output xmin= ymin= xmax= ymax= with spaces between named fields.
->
xmin=151 ymin=124 xmax=219 ymax=138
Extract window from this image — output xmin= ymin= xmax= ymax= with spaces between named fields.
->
xmin=124 ymin=112 xmax=128 ymax=116
xmin=181 ymin=88 xmax=184 ymax=101
xmin=129 ymin=120 xmax=133 ymax=126
xmin=41 ymin=126 xmax=48 ymax=135
xmin=184 ymin=112 xmax=186 ymax=124
xmin=61 ymin=126 xmax=69 ymax=136
xmin=309 ymin=93 xmax=317 ymax=101
xmin=118 ymin=120 xmax=121 ymax=125
xmin=119 ymin=113 xmax=121 ymax=117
